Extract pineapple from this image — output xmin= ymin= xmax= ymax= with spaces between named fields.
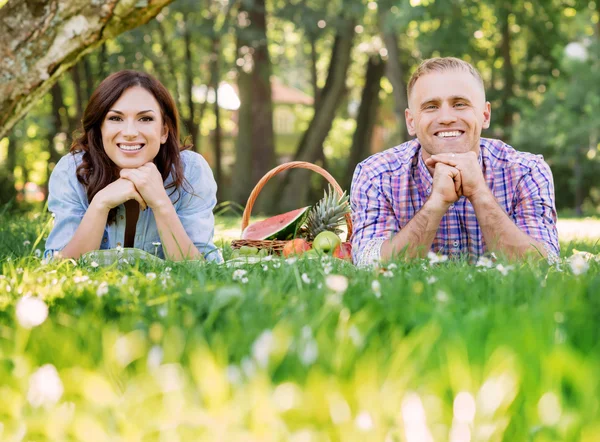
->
xmin=303 ymin=185 xmax=350 ymax=240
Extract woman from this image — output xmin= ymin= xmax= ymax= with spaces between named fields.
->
xmin=44 ymin=70 xmax=221 ymax=262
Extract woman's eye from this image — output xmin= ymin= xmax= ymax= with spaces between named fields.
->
xmin=140 ymin=116 xmax=154 ymax=122
xmin=108 ymin=115 xmax=122 ymax=121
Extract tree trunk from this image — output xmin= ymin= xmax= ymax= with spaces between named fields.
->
xmin=232 ymin=0 xmax=276 ymax=211
xmin=0 ymin=0 xmax=173 ymax=140
xmin=183 ymin=24 xmax=199 ymax=148
xmin=210 ymin=39 xmax=223 ymax=201
xmin=343 ymin=55 xmax=386 ymax=191
xmin=499 ymin=4 xmax=515 ymax=135
xmin=46 ymin=82 xmax=65 ymax=188
xmin=82 ymin=56 xmax=94 ymax=102
xmin=380 ymin=14 xmax=409 ymax=143
xmin=276 ymin=20 xmax=355 ymax=211
xmin=309 ymin=33 xmax=321 ymax=110
xmin=69 ymin=61 xmax=85 ymax=133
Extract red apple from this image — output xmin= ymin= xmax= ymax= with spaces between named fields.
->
xmin=282 ymin=238 xmax=311 ymax=257
xmin=332 ymin=242 xmax=352 ymax=261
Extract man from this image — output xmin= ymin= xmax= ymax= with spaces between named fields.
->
xmin=350 ymin=57 xmax=559 ymax=266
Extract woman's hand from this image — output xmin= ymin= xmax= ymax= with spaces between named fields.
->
xmin=92 ymin=178 xmax=148 ymax=211
xmin=119 ymin=162 xmax=171 ymax=212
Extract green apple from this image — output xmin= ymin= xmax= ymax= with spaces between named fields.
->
xmin=312 ymin=231 xmax=341 ymax=253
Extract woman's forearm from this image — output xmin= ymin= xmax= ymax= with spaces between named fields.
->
xmin=59 ymin=201 xmax=110 ymax=259
xmin=153 ymin=203 xmax=202 ymax=261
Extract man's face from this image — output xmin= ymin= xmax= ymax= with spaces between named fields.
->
xmin=405 ymin=69 xmax=491 ymax=159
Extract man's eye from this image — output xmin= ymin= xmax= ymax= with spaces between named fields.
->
xmin=455 ymin=102 xmax=467 ymax=107
xmin=425 ymin=105 xmax=437 ymax=110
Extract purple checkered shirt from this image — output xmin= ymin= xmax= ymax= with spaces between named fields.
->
xmin=350 ymin=138 xmax=559 ymax=265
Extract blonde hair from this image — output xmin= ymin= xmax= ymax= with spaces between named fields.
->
xmin=407 ymin=57 xmax=484 ymax=101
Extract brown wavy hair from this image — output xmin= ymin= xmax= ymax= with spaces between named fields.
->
xmin=70 ymin=70 xmax=191 ymax=223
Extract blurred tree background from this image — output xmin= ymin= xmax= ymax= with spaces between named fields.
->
xmin=0 ymin=0 xmax=598 ymax=215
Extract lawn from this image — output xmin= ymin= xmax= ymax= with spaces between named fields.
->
xmin=0 ymin=211 xmax=599 ymax=441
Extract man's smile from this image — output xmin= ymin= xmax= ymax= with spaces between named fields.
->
xmin=435 ymin=130 xmax=464 ymax=138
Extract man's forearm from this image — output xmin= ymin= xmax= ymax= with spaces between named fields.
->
xmin=381 ymin=199 xmax=448 ymax=260
xmin=469 ymin=189 xmax=547 ymax=259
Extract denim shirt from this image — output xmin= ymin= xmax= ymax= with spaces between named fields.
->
xmin=44 ymin=150 xmax=222 ymax=263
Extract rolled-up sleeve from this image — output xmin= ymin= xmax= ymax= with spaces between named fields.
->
xmin=513 ymin=157 xmax=560 ymax=259
xmin=350 ymin=162 xmax=398 ymax=266
xmin=44 ymin=155 xmax=88 ymax=259
xmin=177 ymin=152 xmax=222 ymax=263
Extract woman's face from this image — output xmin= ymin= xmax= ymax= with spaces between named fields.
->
xmin=101 ymin=86 xmax=168 ymax=170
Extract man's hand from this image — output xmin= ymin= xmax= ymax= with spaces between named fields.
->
xmin=119 ymin=162 xmax=171 ymax=212
xmin=428 ymin=162 xmax=463 ymax=210
xmin=92 ymin=178 xmax=147 ymax=211
xmin=425 ymin=152 xmax=488 ymax=200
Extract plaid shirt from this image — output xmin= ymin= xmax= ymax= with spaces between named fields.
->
xmin=350 ymin=138 xmax=559 ymax=265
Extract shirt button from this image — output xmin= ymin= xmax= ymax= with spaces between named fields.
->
xmin=120 ymin=215 xmax=124 ymax=220
xmin=426 ymin=188 xmax=431 ymax=194
xmin=453 ymin=240 xmax=459 ymax=247
xmin=449 ymin=204 xmax=454 ymax=209
xmin=102 ymin=238 xmax=108 ymax=244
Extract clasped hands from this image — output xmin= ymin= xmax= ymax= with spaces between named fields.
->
xmin=424 ymin=151 xmax=490 ymax=209
xmin=93 ymin=162 xmax=170 ymax=213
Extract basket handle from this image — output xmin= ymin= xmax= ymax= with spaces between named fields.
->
xmin=241 ymin=161 xmax=353 ymax=238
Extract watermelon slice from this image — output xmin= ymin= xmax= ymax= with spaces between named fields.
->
xmin=241 ymin=206 xmax=310 ymax=240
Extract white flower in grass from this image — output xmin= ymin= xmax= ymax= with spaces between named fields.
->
xmin=476 ymin=256 xmax=494 ymax=268
xmin=90 ymin=261 xmax=99 ymax=268
xmin=382 ymin=270 xmax=394 ymax=278
xmin=301 ymin=273 xmax=311 ymax=284
xmin=426 ymin=276 xmax=437 ymax=284
xmin=252 ymin=330 xmax=274 ymax=367
xmin=73 ymin=275 xmax=89 ymax=284
xmin=371 ymin=280 xmax=381 ymax=298
xmin=16 ymin=268 xmax=24 ymax=274
xmin=27 ymin=364 xmax=63 ymax=408
xmin=16 ymin=296 xmax=48 ymax=329
xmin=387 ymin=263 xmax=397 ymax=270
xmin=241 ymin=357 xmax=256 ymax=378
xmin=121 ymin=275 xmax=129 ymax=285
xmin=262 ymin=265 xmax=269 ymax=272
xmin=116 ymin=245 xmax=123 ymax=252
xmin=146 ymin=272 xmax=157 ymax=281
xmin=435 ymin=290 xmax=449 ymax=303
xmin=227 ymin=365 xmax=243 ymax=385
xmin=325 ymin=275 xmax=348 ymax=294
xmin=427 ymin=251 xmax=448 ymax=265
xmin=495 ymin=264 xmax=513 ymax=276
xmin=323 ymin=262 xmax=333 ymax=275
xmin=569 ymin=253 xmax=589 ymax=275
xmin=241 ymin=277 xmax=249 ymax=284
xmin=96 ymin=282 xmax=109 ymax=297
xmin=299 ymin=340 xmax=318 ymax=366
xmin=34 ymin=249 xmax=42 ymax=258
xmin=147 ymin=345 xmax=164 ymax=369
xmin=233 ymin=269 xmax=247 ymax=281
xmin=23 ymin=240 xmax=31 ymax=246
xmin=349 ymin=326 xmax=364 ymax=347
xmin=285 ymin=257 xmax=298 ymax=265
xmin=355 ymin=411 xmax=374 ymax=431
xmin=302 ymin=326 xmax=312 ymax=339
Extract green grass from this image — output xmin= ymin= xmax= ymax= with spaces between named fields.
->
xmin=1 ymin=211 xmax=600 ymax=441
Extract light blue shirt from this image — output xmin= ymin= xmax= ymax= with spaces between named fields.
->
xmin=44 ymin=150 xmax=222 ymax=262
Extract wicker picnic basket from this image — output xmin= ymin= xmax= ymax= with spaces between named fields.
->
xmin=231 ymin=161 xmax=353 ymax=254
